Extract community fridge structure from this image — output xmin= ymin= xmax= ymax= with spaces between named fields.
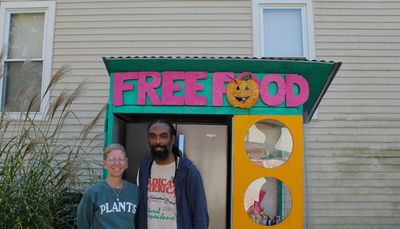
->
xmin=103 ymin=56 xmax=341 ymax=229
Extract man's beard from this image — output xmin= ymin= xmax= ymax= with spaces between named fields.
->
xmin=150 ymin=145 xmax=170 ymax=161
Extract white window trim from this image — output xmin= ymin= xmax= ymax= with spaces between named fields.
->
xmin=252 ymin=0 xmax=315 ymax=59
xmin=0 ymin=1 xmax=56 ymax=120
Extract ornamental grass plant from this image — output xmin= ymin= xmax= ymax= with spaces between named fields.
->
xmin=0 ymin=56 xmax=104 ymax=228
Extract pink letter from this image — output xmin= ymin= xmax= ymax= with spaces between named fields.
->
xmin=162 ymin=72 xmax=185 ymax=105
xmin=185 ymin=72 xmax=207 ymax=106
xmin=137 ymin=72 xmax=162 ymax=105
xmin=212 ymin=72 xmax=233 ymax=106
xmin=260 ymin=74 xmax=285 ymax=106
xmin=113 ymin=72 xmax=138 ymax=106
xmin=286 ymin=74 xmax=309 ymax=107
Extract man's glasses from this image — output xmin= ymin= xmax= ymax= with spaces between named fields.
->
xmin=107 ymin=157 xmax=127 ymax=164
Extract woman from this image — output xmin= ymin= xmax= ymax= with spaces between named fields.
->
xmin=77 ymin=143 xmax=139 ymax=229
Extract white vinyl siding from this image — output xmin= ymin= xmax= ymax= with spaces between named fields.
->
xmin=305 ymin=0 xmax=400 ymax=228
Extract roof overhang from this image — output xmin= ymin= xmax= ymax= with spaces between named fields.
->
xmin=103 ymin=56 xmax=341 ymax=123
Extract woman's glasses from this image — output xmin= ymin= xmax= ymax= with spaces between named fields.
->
xmin=107 ymin=157 xmax=127 ymax=164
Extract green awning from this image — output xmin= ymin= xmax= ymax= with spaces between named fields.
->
xmin=103 ymin=56 xmax=341 ymax=123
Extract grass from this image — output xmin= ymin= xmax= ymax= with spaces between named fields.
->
xmin=0 ymin=53 xmax=104 ymax=228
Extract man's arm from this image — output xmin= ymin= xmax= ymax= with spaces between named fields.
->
xmin=187 ymin=165 xmax=209 ymax=229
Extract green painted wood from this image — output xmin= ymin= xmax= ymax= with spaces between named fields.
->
xmin=103 ymin=57 xmax=341 ymax=122
xmin=110 ymin=105 xmax=301 ymax=116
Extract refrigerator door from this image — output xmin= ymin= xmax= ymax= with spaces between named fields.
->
xmin=177 ymin=124 xmax=228 ymax=229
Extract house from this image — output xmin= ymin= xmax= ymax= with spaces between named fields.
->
xmin=1 ymin=0 xmax=399 ymax=228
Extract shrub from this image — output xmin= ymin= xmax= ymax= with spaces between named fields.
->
xmin=0 ymin=62 xmax=104 ymax=228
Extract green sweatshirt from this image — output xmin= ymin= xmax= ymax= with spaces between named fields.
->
xmin=77 ymin=180 xmax=139 ymax=229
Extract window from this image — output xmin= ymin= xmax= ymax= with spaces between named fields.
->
xmin=252 ymin=0 xmax=318 ymax=118
xmin=252 ymin=0 xmax=315 ymax=59
xmin=0 ymin=1 xmax=55 ymax=118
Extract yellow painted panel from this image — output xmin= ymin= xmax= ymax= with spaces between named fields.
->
xmin=232 ymin=115 xmax=304 ymax=229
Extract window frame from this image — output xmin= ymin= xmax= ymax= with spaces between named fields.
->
xmin=0 ymin=1 xmax=56 ymax=119
xmin=252 ymin=0 xmax=315 ymax=59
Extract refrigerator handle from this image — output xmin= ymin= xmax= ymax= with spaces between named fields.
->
xmin=178 ymin=134 xmax=185 ymax=157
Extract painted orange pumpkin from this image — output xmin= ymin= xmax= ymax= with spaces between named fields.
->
xmin=226 ymin=76 xmax=259 ymax=108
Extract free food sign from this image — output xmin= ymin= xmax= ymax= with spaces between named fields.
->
xmin=112 ymin=71 xmax=309 ymax=109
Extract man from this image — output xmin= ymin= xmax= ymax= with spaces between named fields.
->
xmin=136 ymin=119 xmax=209 ymax=229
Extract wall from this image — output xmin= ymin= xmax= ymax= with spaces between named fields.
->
xmin=305 ymin=0 xmax=400 ymax=228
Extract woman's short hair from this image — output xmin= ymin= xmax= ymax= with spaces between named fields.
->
xmin=104 ymin=143 xmax=127 ymax=160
